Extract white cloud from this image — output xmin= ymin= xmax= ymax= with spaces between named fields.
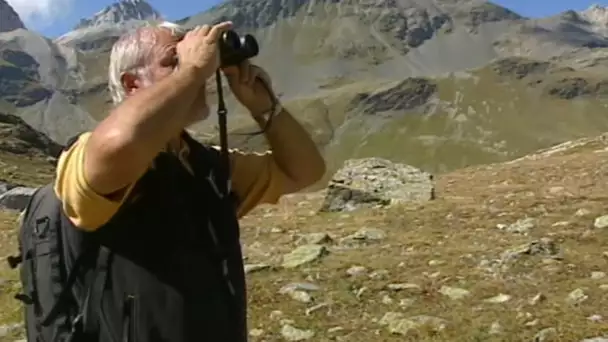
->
xmin=6 ymin=0 xmax=74 ymax=25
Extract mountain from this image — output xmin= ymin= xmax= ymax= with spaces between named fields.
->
xmin=57 ymin=0 xmax=163 ymax=52
xmin=75 ymin=0 xmax=162 ymax=30
xmin=4 ymin=0 xmax=608 ymax=174
xmin=177 ymin=0 xmax=608 ymax=173
xmin=0 ymin=0 xmax=25 ymax=33
xmin=0 ymin=28 xmax=99 ymax=144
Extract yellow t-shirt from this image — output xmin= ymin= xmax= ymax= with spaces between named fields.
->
xmin=54 ymin=132 xmax=287 ymax=231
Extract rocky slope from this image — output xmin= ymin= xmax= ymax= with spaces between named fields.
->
xmin=4 ymin=1 xmax=608 ymax=173
xmin=0 ymin=111 xmax=60 ymax=188
xmin=0 ymin=112 xmax=61 ymax=157
xmin=2 ymin=130 xmax=608 ymax=341
xmin=0 ymin=0 xmax=25 ymax=33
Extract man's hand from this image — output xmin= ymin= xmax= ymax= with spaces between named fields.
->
xmin=222 ymin=61 xmax=277 ymax=116
xmin=177 ymin=22 xmax=233 ymax=79
xmin=85 ymin=22 xmax=233 ymax=197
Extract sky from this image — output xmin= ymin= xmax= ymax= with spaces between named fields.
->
xmin=5 ymin=0 xmax=224 ymax=37
xmin=6 ymin=0 xmax=608 ymax=38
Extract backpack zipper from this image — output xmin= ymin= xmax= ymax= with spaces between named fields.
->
xmin=122 ymin=295 xmax=136 ymax=342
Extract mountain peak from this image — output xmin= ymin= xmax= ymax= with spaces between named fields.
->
xmin=0 ymin=0 xmax=26 ymax=33
xmin=580 ymin=3 xmax=608 ymax=26
xmin=74 ymin=0 xmax=162 ymax=30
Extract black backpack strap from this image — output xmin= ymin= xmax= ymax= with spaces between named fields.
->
xmin=39 ymin=244 xmax=99 ymax=327
xmin=178 ymin=133 xmax=242 ymax=300
xmin=180 ymin=131 xmax=240 ymax=206
xmin=81 ymin=246 xmax=112 ymax=334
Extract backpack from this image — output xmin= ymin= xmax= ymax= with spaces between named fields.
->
xmin=7 ymin=132 xmax=248 ymax=342
xmin=8 ymin=184 xmax=105 ymax=341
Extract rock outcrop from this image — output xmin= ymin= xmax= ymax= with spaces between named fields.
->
xmin=0 ymin=0 xmax=25 ymax=33
xmin=320 ymin=158 xmax=434 ymax=213
xmin=0 ymin=186 xmax=36 ymax=211
xmin=0 ymin=181 xmax=17 ymax=194
xmin=350 ymin=78 xmax=437 ymax=115
xmin=545 ymin=77 xmax=608 ymax=99
xmin=0 ymin=112 xmax=63 ymax=157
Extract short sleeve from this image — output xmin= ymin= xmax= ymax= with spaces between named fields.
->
xmin=53 ymin=132 xmax=135 ymax=231
xmin=228 ymin=149 xmax=288 ymax=218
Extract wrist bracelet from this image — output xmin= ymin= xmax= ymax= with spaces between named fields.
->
xmin=255 ymin=102 xmax=283 ymax=121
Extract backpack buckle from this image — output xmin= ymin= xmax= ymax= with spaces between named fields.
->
xmin=6 ymin=254 xmax=22 ymax=269
xmin=34 ymin=217 xmax=50 ymax=237
xmin=14 ymin=293 xmax=34 ymax=305
xmin=71 ymin=313 xmax=83 ymax=331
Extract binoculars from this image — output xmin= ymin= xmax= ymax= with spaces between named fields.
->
xmin=218 ymin=30 xmax=259 ymax=67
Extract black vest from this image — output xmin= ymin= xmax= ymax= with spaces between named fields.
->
xmin=65 ymin=134 xmax=248 ymax=342
xmin=92 ymin=135 xmax=247 ymax=342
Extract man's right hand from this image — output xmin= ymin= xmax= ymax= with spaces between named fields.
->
xmin=177 ymin=21 xmax=233 ymax=79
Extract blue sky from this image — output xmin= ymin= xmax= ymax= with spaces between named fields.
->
xmin=6 ymin=0 xmax=224 ymax=37
xmin=6 ymin=0 xmax=608 ymax=38
xmin=493 ymin=0 xmax=608 ymax=17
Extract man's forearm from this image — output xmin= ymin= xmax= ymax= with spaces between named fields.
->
xmin=86 ymin=65 xmax=206 ymax=194
xmin=252 ymin=107 xmax=326 ymax=190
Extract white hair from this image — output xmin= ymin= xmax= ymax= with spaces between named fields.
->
xmin=108 ymin=21 xmax=188 ymax=105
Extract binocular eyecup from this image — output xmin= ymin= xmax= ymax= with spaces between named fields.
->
xmin=219 ymin=30 xmax=259 ymax=67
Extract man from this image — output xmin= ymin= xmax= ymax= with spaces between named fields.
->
xmin=50 ymin=20 xmax=324 ymax=341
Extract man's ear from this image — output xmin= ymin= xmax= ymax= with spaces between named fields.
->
xmin=120 ymin=72 xmax=143 ymax=96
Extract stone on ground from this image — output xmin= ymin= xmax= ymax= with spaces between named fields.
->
xmin=320 ymin=158 xmax=434 ymax=212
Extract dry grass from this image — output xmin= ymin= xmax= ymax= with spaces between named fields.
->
xmin=238 ymin=140 xmax=608 ymax=341
xmin=1 ymin=138 xmax=608 ymax=341
xmin=0 ymin=151 xmax=54 ymax=187
xmin=0 ymin=210 xmax=23 ymax=341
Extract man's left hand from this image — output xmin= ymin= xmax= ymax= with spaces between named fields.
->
xmin=222 ymin=61 xmax=277 ymax=117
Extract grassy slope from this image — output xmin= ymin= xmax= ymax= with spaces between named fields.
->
xmin=0 ymin=149 xmax=52 ymax=340
xmin=241 ymin=135 xmax=608 ymax=341
xmin=1 ymin=134 xmax=608 ymax=340
xmin=326 ymin=65 xmax=608 ymax=174
xmin=0 ymin=151 xmax=54 ymax=187
xmin=204 ymin=59 xmax=608 ymax=178
xmin=0 ymin=211 xmax=22 ymax=341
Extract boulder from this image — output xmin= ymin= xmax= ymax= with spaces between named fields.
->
xmin=0 ymin=181 xmax=17 ymax=195
xmin=320 ymin=158 xmax=434 ymax=213
xmin=0 ymin=186 xmax=36 ymax=211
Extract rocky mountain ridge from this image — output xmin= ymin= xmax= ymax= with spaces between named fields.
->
xmin=55 ymin=0 xmax=163 ymax=52
xmin=74 ymin=0 xmax=162 ymax=30
xmin=0 ymin=0 xmax=25 ymax=33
